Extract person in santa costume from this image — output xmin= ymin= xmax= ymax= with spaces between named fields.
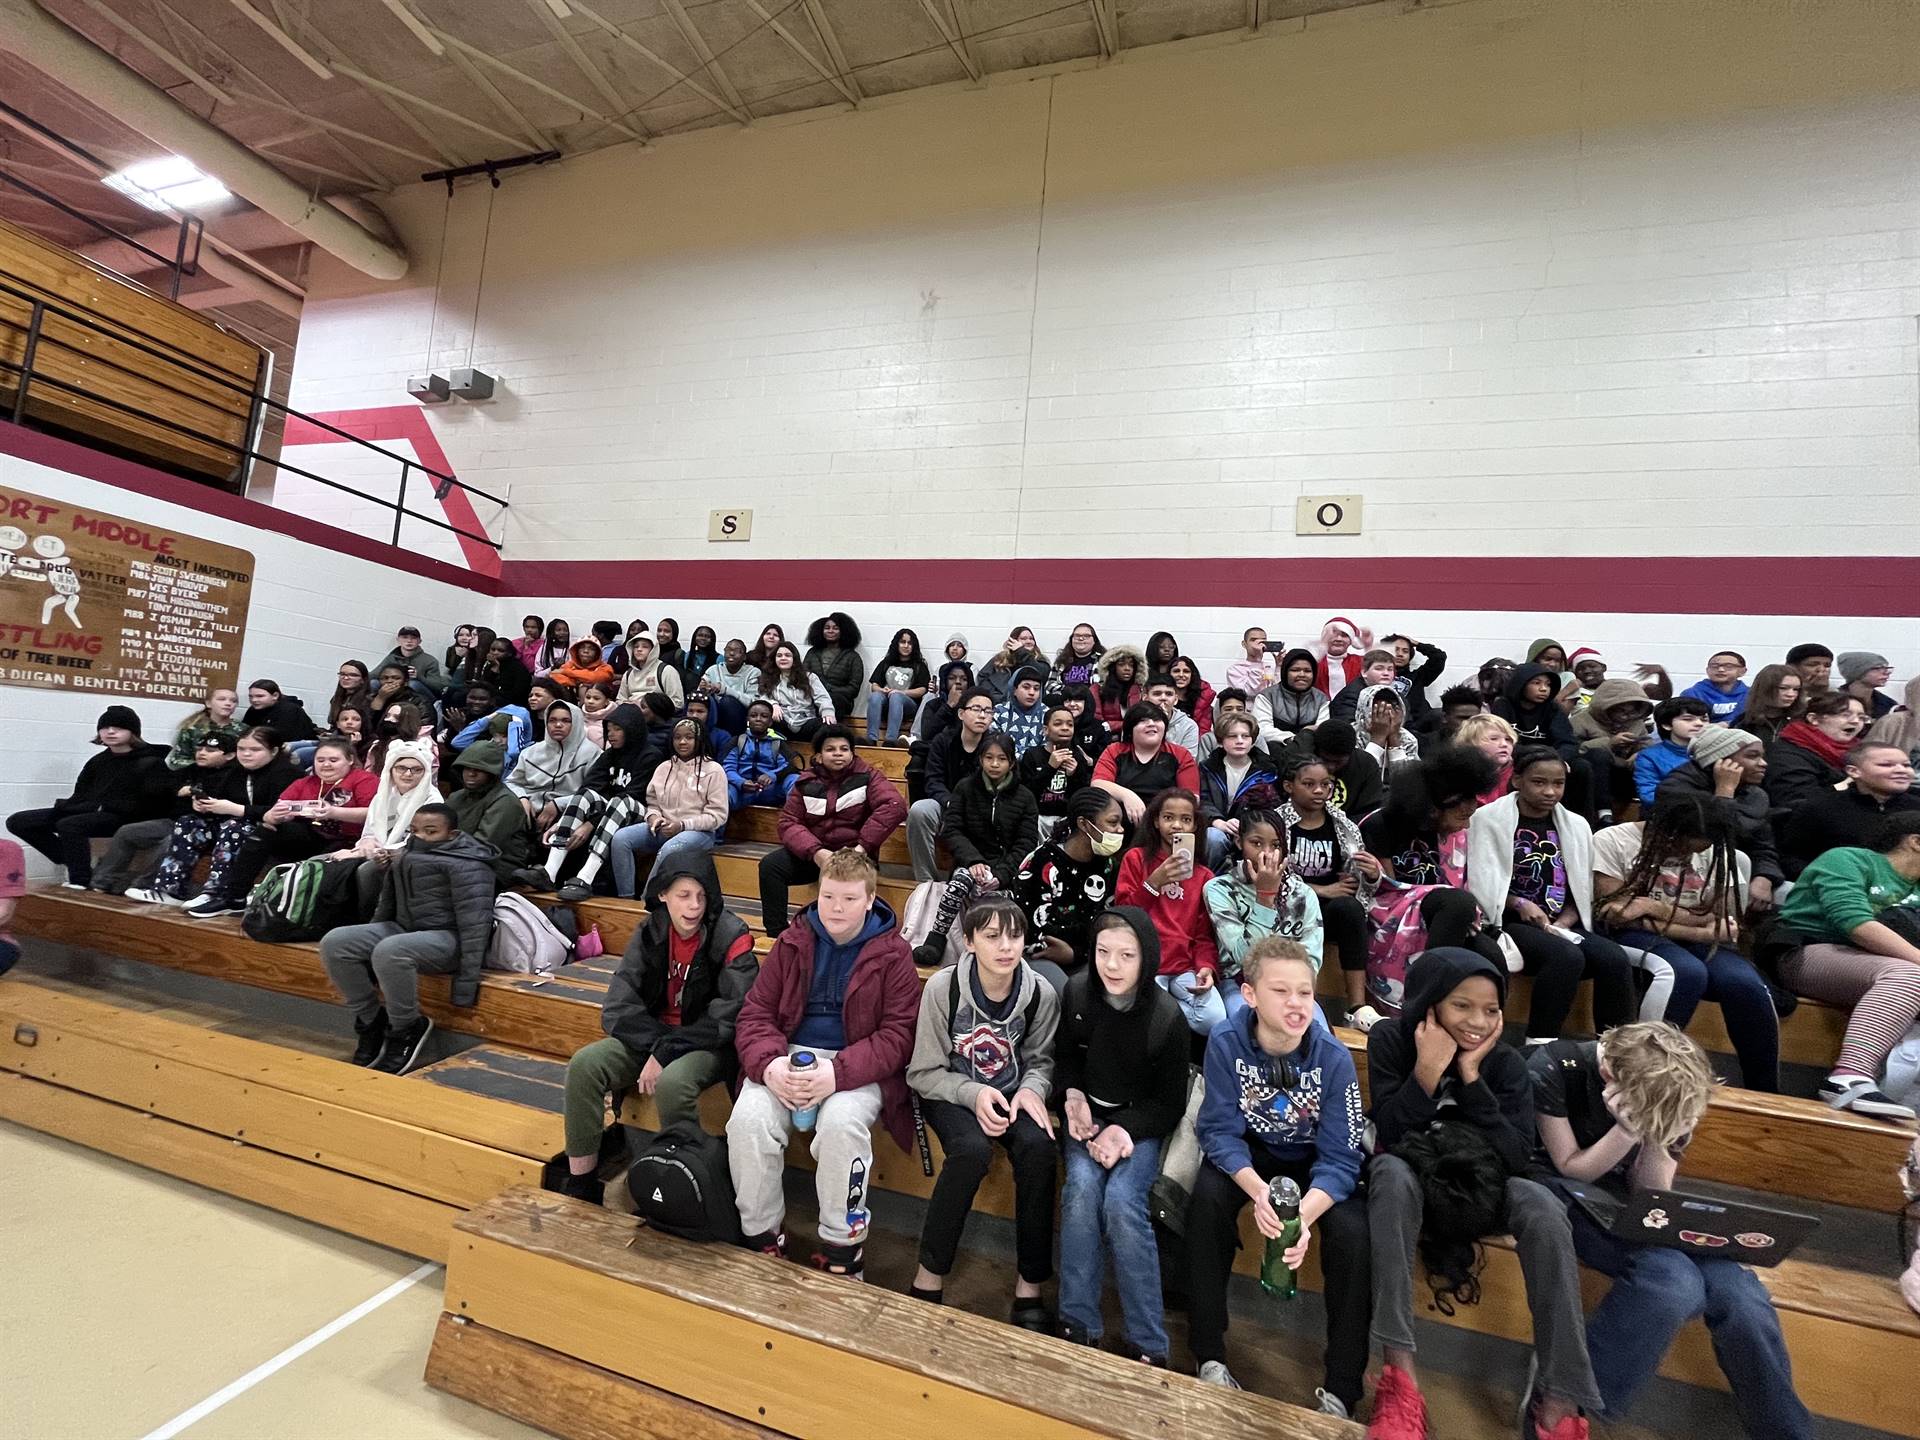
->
xmin=1315 ymin=617 xmax=1372 ymax=703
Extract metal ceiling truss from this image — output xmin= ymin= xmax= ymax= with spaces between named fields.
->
xmin=659 ymin=0 xmax=751 ymax=120
xmin=915 ymin=0 xmax=982 ymax=84
xmin=739 ymin=0 xmax=857 ymax=107
xmin=569 ymin=0 xmax=750 ymax=127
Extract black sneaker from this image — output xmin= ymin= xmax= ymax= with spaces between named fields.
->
xmin=349 ymin=1009 xmax=389 ymax=1066
xmin=182 ymin=893 xmax=241 ymax=919
xmin=1819 ymin=1076 xmax=1917 ymax=1121
xmin=1009 ymin=1297 xmax=1053 ymax=1332
xmin=372 ymin=1016 xmax=434 ymax=1075
xmin=741 ymin=1230 xmax=788 ymax=1259
xmin=556 ymin=1169 xmax=604 ymax=1205
xmin=810 ymin=1242 xmax=863 ymax=1280
xmin=511 ymin=867 xmax=555 ymax=891
xmin=1057 ymin=1320 xmax=1097 ymax=1347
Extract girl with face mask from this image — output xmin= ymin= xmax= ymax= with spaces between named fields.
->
xmin=1012 ymin=788 xmax=1129 ymax=988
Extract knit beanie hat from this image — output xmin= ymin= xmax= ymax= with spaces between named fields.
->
xmin=1837 ymin=651 xmax=1890 ymax=685
xmin=97 ymin=705 xmax=141 ymax=735
xmin=1689 ymin=726 xmax=1758 ymax=769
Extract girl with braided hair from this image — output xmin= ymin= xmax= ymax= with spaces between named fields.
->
xmin=1591 ymin=793 xmax=1780 ymax=1092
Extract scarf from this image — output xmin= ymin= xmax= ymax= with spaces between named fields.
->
xmin=1277 ymin=799 xmax=1379 ymax=904
xmin=1778 ymin=718 xmax=1850 ymax=768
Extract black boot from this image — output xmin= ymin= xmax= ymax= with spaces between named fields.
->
xmin=372 ymin=1016 xmax=435 ymax=1075
xmin=349 ymin=1009 xmax=389 ymax=1066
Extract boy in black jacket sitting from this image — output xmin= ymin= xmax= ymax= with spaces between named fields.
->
xmin=914 ymin=733 xmax=1040 ymax=969
xmin=551 ymin=852 xmax=758 ymax=1203
xmin=319 ymin=803 xmax=497 ymax=1075
xmin=1056 ymin=907 xmax=1187 ymax=1364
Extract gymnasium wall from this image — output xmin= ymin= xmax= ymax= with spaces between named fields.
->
xmin=0 ymin=425 xmax=487 ymax=873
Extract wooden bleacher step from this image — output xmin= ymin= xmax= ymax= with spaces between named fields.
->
xmin=431 ymin=1187 xmax=1360 ymax=1440
xmin=12 ymin=888 xmax=1911 ymax=1214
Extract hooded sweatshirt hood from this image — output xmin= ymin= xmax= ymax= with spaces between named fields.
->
xmin=601 ymin=702 xmax=651 ymax=757
xmin=514 ymin=700 xmax=598 ymax=789
xmin=1277 ymin=647 xmax=1318 ymax=690
xmin=1354 ymin=682 xmax=1402 ymax=736
xmin=1526 ymin=639 xmax=1565 ymax=667
xmin=453 ymin=737 xmax=506 ymax=776
xmin=362 ymin=738 xmax=443 ymax=846
xmin=1586 ymin=677 xmax=1652 ymax=727
xmin=1096 ymin=644 xmax=1146 ymax=687
xmin=1501 ymin=662 xmax=1561 ymax=724
xmin=643 ymin=847 xmax=726 ymax=921
xmin=1101 ymin=905 xmax=1164 ymax=1005
xmin=1394 ymin=945 xmax=1508 ymax=1037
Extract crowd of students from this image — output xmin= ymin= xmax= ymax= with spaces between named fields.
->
xmin=6 ymin=612 xmax=1916 ymax=1438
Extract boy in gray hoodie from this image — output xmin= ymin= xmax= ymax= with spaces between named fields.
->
xmin=905 ymin=895 xmax=1061 ymax=1328
xmin=319 ymin=803 xmax=497 ymax=1074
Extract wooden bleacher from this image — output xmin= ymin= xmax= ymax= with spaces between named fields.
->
xmin=0 ymin=215 xmax=265 ymax=485
xmin=12 ymin=887 xmax=1908 ymax=1215
xmin=430 ymin=1187 xmax=1362 ymax=1440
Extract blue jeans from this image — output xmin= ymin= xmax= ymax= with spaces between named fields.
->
xmin=727 ymin=774 xmax=792 ymax=810
xmin=609 ymin=824 xmax=716 ymax=898
xmin=1202 ymin=825 xmax=1233 ymax=872
xmin=1158 ymin=971 xmax=1227 ymax=1034
xmin=1058 ymin=1135 xmax=1167 ymax=1356
xmin=864 ymin=689 xmax=919 ymax=742
xmin=1615 ymin=929 xmax=1781 ymax=1092
xmin=1567 ymin=1202 xmax=1811 ymax=1439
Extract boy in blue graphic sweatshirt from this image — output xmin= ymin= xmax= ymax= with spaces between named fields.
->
xmin=1633 ymin=697 xmax=1710 ymax=806
xmin=1186 ymin=937 xmax=1371 ymax=1417
xmin=1680 ymin=651 xmax=1749 ymax=723
xmin=723 ymin=699 xmax=796 ymax=809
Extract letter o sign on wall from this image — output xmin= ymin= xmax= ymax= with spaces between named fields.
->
xmin=1295 ymin=494 xmax=1362 ymax=537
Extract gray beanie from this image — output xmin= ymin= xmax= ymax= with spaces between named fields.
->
xmin=1837 ymin=650 xmax=1890 ymax=685
xmin=1689 ymin=726 xmax=1758 ymax=769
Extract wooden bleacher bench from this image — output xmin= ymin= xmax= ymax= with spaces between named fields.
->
xmin=433 ymin=1187 xmax=1362 ymax=1440
xmin=14 ymin=888 xmax=1908 ymax=1214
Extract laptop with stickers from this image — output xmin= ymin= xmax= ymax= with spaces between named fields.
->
xmin=1562 ymin=1181 xmax=1820 ymax=1267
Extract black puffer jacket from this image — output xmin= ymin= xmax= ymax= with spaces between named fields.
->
xmin=372 ymin=830 xmax=498 ymax=1005
xmin=1764 ymin=732 xmax=1844 ymax=816
xmin=939 ymin=772 xmax=1039 ymax=886
xmin=600 ymin=851 xmax=757 ymax=1069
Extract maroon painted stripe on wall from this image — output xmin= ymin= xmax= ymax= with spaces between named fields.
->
xmin=497 ymin=556 xmax=1920 ymax=617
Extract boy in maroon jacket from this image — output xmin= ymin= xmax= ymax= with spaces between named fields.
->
xmin=728 ymin=848 xmax=921 ymax=1279
xmin=757 ymin=725 xmax=908 ymax=936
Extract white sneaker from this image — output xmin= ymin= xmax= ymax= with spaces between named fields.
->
xmin=1197 ymin=1360 xmax=1241 ymax=1390
xmin=59 ymin=882 xmax=85 ymax=890
xmin=1315 ymin=1389 xmax=1349 ymax=1418
xmin=1347 ymin=1004 xmax=1385 ymax=1033
xmin=124 ymin=887 xmax=168 ymax=905
xmin=1819 ymin=1075 xmax=1917 ymax=1121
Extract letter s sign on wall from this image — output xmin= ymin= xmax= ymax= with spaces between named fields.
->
xmin=707 ymin=509 xmax=753 ymax=543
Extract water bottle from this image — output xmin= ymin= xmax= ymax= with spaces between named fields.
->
xmin=1259 ymin=1176 xmax=1303 ymax=1299
xmin=789 ymin=1051 xmax=819 ymax=1131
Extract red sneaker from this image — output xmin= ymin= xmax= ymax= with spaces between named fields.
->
xmin=1529 ymin=1412 xmax=1589 ymax=1440
xmin=1366 ymin=1364 xmax=1427 ymax=1440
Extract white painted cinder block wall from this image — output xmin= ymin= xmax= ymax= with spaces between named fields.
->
xmin=0 ymin=449 xmax=485 ymax=876
xmin=286 ymin=0 xmax=1920 ymax=574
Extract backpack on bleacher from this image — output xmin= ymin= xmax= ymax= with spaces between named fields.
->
xmin=485 ymin=892 xmax=572 ymax=974
xmin=626 ymin=1122 xmax=741 ymax=1244
xmin=241 ymin=857 xmax=361 ymax=943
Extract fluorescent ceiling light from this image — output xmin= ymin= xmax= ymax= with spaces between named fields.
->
xmin=102 ymin=156 xmax=231 ymax=213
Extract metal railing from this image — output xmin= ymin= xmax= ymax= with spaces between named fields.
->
xmin=0 ymin=163 xmax=204 ymax=300
xmin=0 ymin=271 xmax=505 ymax=553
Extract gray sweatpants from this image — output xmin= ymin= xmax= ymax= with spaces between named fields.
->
xmin=1368 ymin=1153 xmax=1603 ymax=1412
xmin=907 ymin=798 xmax=947 ymax=881
xmin=319 ymin=921 xmax=458 ymax=1028
xmin=89 ymin=817 xmax=174 ymax=893
xmin=726 ymin=1043 xmax=882 ymax=1249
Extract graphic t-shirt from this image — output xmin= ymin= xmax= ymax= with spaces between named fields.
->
xmin=661 ymin=927 xmax=699 ymax=1026
xmin=1509 ymin=818 xmax=1569 ymax=920
xmin=1012 ymin=842 xmax=1116 ymax=969
xmin=1590 ymin=822 xmax=1750 ymax=912
xmin=1286 ymin=815 xmax=1345 ymax=885
xmin=884 ymin=663 xmax=917 ymax=692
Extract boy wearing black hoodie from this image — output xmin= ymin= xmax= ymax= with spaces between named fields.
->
xmin=515 ymin=701 xmax=661 ymax=900
xmin=319 ymin=803 xmax=497 ymax=1075
xmin=550 ymin=852 xmax=758 ymax=1203
xmin=1056 ymin=907 xmax=1188 ymax=1364
xmin=1365 ymin=947 xmax=1602 ymax=1440
xmin=7 ymin=707 xmax=168 ymax=887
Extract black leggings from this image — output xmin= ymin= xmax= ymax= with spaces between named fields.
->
xmin=1419 ymin=886 xmax=1510 ymax=973
xmin=1502 ymin=915 xmax=1636 ymax=1039
xmin=1324 ymin=894 xmax=1370 ymax=974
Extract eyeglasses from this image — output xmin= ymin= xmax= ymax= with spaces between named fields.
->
xmin=961 ymin=704 xmax=994 ymax=715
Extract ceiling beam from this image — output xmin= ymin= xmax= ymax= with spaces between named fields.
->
xmin=376 ymin=0 xmax=443 ymax=57
xmin=441 ymin=45 xmax=552 ymax=153
xmin=568 ymin=0 xmax=748 ymax=127
xmin=739 ymin=0 xmax=858 ymax=107
xmin=521 ymin=0 xmax=650 ymax=143
xmin=658 ymin=0 xmax=750 ymax=119
xmin=432 ymin=28 xmax=651 ymax=147
xmin=799 ymin=0 xmax=863 ymax=103
xmin=1089 ymin=0 xmax=1116 ymax=58
xmin=329 ymin=61 xmax=525 ymax=151
xmin=65 ymin=0 xmax=234 ymax=105
xmin=914 ymin=0 xmax=982 ymax=85
xmin=225 ymin=0 xmax=332 ymax=80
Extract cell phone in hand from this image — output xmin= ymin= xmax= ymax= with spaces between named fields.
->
xmin=1262 ymin=640 xmax=1288 ymax=656
xmin=1171 ymin=833 xmax=1195 ymax=866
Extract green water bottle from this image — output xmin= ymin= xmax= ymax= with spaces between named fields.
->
xmin=1260 ymin=1176 xmax=1303 ymax=1299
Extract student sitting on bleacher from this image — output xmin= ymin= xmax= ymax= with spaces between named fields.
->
xmin=759 ymin=642 xmax=835 ymax=744
xmin=318 ymin=802 xmax=496 ymax=1075
xmin=1094 ymin=644 xmax=1144 ymax=735
xmin=1143 ymin=673 xmax=1202 ymax=752
xmin=91 ymin=729 xmax=234 ymax=897
xmin=444 ymin=736 xmax=533 ymax=884
xmin=617 ymin=633 xmax=686 ymax=710
xmin=1838 ymin=651 xmax=1896 ymax=720
xmin=242 ymin=679 xmax=317 ymax=743
xmin=1786 ymin=643 xmax=1833 ymax=695
xmin=1653 ymin=728 xmax=1781 ymax=911
xmin=505 ymin=700 xmax=599 ymax=836
xmin=865 ymin=628 xmax=929 ymax=747
xmin=1528 ymin=1022 xmax=1812 ymax=1439
xmin=8 ymin=708 xmax=169 ymax=889
xmin=1196 ymin=714 xmax=1279 ymax=870
xmin=1202 ymin=806 xmax=1324 ymax=1024
xmin=759 ymin=726 xmax=907 ymax=937
xmin=1115 ymin=787 xmax=1220 ymax=1034
xmin=915 ymin=735 xmax=1040 ymax=971
xmin=1253 ymin=648 xmax=1328 ymax=750
xmin=803 ymin=612 xmax=864 ymax=724
xmin=128 ymin=728 xmax=297 ymax=906
xmin=1760 ymin=812 xmax=1920 ymax=1120
xmin=680 ymin=692 xmax=732 ymax=759
xmin=1054 ymin=907 xmax=1186 ymax=1365
xmin=1681 ymin=650 xmax=1749 ymax=722
xmin=517 ymin=704 xmax=661 ymax=900
xmin=165 ymin=687 xmax=244 ymax=769
xmin=1366 ymin=947 xmax=1603 ymax=1440
xmin=549 ymin=638 xmax=615 ymax=693
xmin=1466 ymin=746 xmax=1635 ymax=1041
xmin=978 ymin=627 xmax=1047 ymax=705
xmin=728 ymin=848 xmax=920 ymax=1279
xmin=1633 ymin=697 xmax=1710 ymax=808
xmin=479 ymin=636 xmax=533 ymax=709
xmin=1091 ymin=702 xmax=1200 ymax=827
xmin=550 ymin=853 xmax=757 ymax=1204
xmin=1187 ymin=938 xmax=1370 ymax=1413
xmin=1279 ymin=752 xmax=1381 ymax=1021
xmin=698 ymin=637 xmax=761 ymax=708
xmin=1326 ymin=649 xmax=1399 ymax=727
xmin=1225 ymin=625 xmax=1278 ymax=698
xmin=908 ymin=687 xmax=995 ymax=880
xmin=1050 ymin=622 xmax=1104 ymax=696
xmin=1280 ymin=722 xmax=1383 ymax=821
xmin=1592 ymin=793 xmax=1778 ymax=1091
xmin=1012 ymin=788 xmax=1124 ymax=984
xmin=1356 ymin=684 xmax=1419 ymax=767
xmin=378 ymin=625 xmax=448 ymax=700
xmin=906 ymin=897 xmax=1060 ymax=1327
xmin=722 ymin=700 xmax=795 ymax=811
xmin=334 ymin=739 xmax=441 ymax=916
xmin=1168 ymin=656 xmax=1215 ymax=735
xmin=182 ymin=738 xmax=375 ymax=918
xmin=1016 ymin=704 xmax=1094 ymax=836
xmin=993 ymin=667 xmax=1049 ymax=754
xmin=1493 ymin=663 xmax=1580 ymax=777
xmin=1192 ymin=688 xmax=1249 ymax=765
xmin=1778 ymin=740 xmax=1919 ymax=879
xmin=1568 ymin=678 xmax=1653 ymax=825
xmin=610 ymin=719 xmax=729 ymax=900
xmin=1765 ymin=690 xmax=1869 ymax=814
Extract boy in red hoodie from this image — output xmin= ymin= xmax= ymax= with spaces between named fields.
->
xmin=728 ymin=848 xmax=921 ymax=1278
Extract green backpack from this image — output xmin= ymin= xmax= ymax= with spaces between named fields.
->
xmin=241 ymin=857 xmax=361 ymax=943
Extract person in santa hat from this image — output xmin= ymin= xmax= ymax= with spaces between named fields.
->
xmin=1315 ymin=617 xmax=1372 ymax=703
xmin=1567 ymin=648 xmax=1607 ymax=711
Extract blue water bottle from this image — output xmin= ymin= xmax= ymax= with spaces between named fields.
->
xmin=789 ymin=1051 xmax=819 ymax=1131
